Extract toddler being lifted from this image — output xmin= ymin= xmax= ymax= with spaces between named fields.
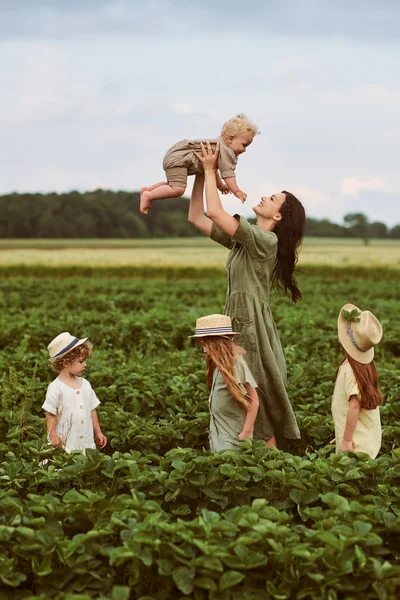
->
xmin=140 ymin=113 xmax=259 ymax=214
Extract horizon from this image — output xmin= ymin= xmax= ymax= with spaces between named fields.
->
xmin=1 ymin=187 xmax=398 ymax=229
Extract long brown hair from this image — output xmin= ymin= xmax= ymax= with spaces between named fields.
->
xmin=199 ymin=336 xmax=251 ymax=412
xmin=272 ymin=191 xmax=306 ymax=303
xmin=339 ymin=354 xmax=384 ymax=410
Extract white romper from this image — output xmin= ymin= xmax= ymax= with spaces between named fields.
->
xmin=42 ymin=377 xmax=100 ymax=453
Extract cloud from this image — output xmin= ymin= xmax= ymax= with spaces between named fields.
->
xmin=253 ymin=182 xmax=331 ymax=219
xmin=342 ymin=190 xmax=400 ymax=225
xmin=289 ymin=185 xmax=330 ymax=208
xmin=252 ymin=57 xmax=329 ymax=88
xmin=341 ymin=176 xmax=390 ymax=197
xmin=171 ymin=104 xmax=195 ymax=115
xmin=1 ymin=2 xmax=400 ymax=229
xmin=2 ymin=0 xmax=400 ymax=42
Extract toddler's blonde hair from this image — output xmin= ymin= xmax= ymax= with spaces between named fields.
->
xmin=221 ymin=113 xmax=259 ymax=140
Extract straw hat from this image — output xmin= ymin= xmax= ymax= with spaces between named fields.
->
xmin=47 ymin=332 xmax=88 ymax=361
xmin=337 ymin=303 xmax=383 ymax=364
xmin=189 ymin=314 xmax=240 ymax=338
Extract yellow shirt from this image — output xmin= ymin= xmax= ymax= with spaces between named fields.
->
xmin=331 ymin=360 xmax=381 ymax=458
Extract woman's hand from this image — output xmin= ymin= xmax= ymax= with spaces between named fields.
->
xmin=194 ymin=141 xmax=219 ymax=172
xmin=238 ymin=430 xmax=251 ymax=440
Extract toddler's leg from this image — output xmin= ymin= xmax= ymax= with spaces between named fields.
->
xmin=140 ymin=182 xmax=167 ymax=213
xmin=140 ymin=184 xmax=185 ymax=214
xmin=141 ymin=181 xmax=168 ymax=193
xmin=140 ymin=167 xmax=188 ymax=214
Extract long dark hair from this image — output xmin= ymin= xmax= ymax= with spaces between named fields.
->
xmin=272 ymin=191 xmax=306 ymax=303
xmin=339 ymin=354 xmax=384 ymax=410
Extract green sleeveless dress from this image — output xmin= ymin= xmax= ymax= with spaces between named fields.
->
xmin=211 ymin=216 xmax=300 ymax=442
xmin=209 ymin=354 xmax=257 ymax=452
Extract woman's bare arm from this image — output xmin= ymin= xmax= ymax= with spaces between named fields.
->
xmin=188 ymin=174 xmax=213 ymax=237
xmin=195 ymin=142 xmax=240 ymax=237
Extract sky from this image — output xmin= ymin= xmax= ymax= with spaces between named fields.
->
xmin=1 ymin=0 xmax=400 ymax=226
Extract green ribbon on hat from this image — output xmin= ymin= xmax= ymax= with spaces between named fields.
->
xmin=342 ymin=308 xmax=361 ymax=323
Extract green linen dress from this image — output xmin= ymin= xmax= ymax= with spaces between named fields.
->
xmin=209 ymin=354 xmax=257 ymax=452
xmin=211 ymin=216 xmax=300 ymax=442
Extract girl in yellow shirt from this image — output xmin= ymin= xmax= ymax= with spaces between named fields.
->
xmin=331 ymin=303 xmax=384 ymax=458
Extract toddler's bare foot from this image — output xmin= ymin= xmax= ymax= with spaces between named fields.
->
xmin=140 ymin=190 xmax=152 ymax=214
xmin=140 ymin=186 xmax=147 ymax=207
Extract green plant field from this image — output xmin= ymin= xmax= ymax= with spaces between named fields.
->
xmin=0 ymin=271 xmax=399 ymax=599
xmin=0 ymin=237 xmax=399 ymax=268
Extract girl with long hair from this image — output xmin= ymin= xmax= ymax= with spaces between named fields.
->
xmin=332 ymin=304 xmax=383 ymax=458
xmin=188 ymin=142 xmax=306 ymax=447
xmin=190 ymin=314 xmax=259 ymax=452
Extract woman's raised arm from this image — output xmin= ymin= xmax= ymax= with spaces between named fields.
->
xmin=195 ymin=142 xmax=240 ymax=237
xmin=188 ymin=174 xmax=213 ymax=237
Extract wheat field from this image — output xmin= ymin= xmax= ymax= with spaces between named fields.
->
xmin=0 ymin=237 xmax=399 ymax=268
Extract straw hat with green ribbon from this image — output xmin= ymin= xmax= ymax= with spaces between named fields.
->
xmin=338 ymin=303 xmax=383 ymax=364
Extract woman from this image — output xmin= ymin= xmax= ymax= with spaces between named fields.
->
xmin=188 ymin=142 xmax=306 ymax=447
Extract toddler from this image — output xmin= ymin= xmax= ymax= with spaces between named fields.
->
xmin=332 ymin=304 xmax=383 ymax=458
xmin=42 ymin=332 xmax=107 ymax=453
xmin=190 ymin=314 xmax=259 ymax=452
xmin=140 ymin=113 xmax=259 ymax=214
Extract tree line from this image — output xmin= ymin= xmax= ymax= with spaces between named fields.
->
xmin=0 ymin=190 xmax=399 ymax=239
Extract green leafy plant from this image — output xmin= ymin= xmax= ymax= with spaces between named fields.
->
xmin=0 ymin=270 xmax=399 ymax=598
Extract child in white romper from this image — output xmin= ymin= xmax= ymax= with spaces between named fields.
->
xmin=331 ymin=304 xmax=383 ymax=458
xmin=140 ymin=114 xmax=259 ymax=214
xmin=42 ymin=332 xmax=107 ymax=453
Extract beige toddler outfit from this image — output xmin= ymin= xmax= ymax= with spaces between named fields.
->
xmin=331 ymin=360 xmax=381 ymax=458
xmin=162 ymin=136 xmax=238 ymax=188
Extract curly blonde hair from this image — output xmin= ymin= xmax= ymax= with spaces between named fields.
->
xmin=50 ymin=341 xmax=93 ymax=373
xmin=221 ymin=113 xmax=259 ymax=140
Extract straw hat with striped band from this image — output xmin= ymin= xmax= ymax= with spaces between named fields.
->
xmin=47 ymin=332 xmax=88 ymax=362
xmin=189 ymin=314 xmax=240 ymax=338
xmin=338 ymin=303 xmax=383 ymax=364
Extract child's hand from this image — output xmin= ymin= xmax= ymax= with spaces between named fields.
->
xmin=217 ymin=182 xmax=230 ymax=195
xmin=238 ymin=430 xmax=251 ymax=440
xmin=340 ymin=439 xmax=354 ymax=452
xmin=95 ymin=432 xmax=107 ymax=449
xmin=50 ymin=433 xmax=63 ymax=448
xmin=235 ymin=190 xmax=247 ymax=203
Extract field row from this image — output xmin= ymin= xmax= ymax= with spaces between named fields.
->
xmin=0 ymin=272 xmax=399 ymax=598
xmin=0 ymin=237 xmax=399 ymax=268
